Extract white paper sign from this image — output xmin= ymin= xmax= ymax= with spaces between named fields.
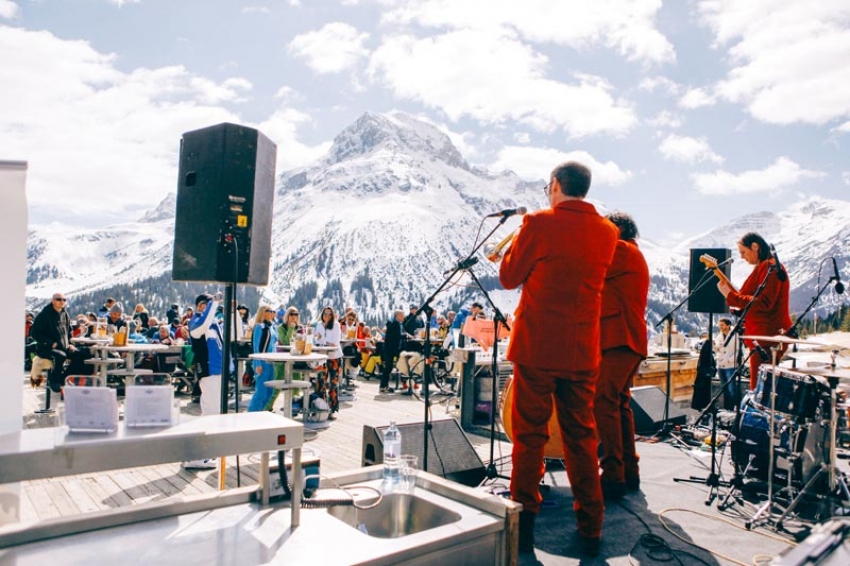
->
xmin=64 ymin=387 xmax=119 ymax=432
xmin=124 ymin=385 xmax=174 ymax=427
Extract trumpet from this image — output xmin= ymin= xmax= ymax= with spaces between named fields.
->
xmin=484 ymin=230 xmax=518 ymax=262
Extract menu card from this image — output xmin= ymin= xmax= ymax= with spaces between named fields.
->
xmin=64 ymin=386 xmax=119 ymax=432
xmin=125 ymin=385 xmax=175 ymax=427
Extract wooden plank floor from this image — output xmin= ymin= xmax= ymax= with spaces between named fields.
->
xmin=16 ymin=373 xmax=513 ymax=522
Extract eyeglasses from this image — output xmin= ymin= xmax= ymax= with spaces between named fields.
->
xmin=542 ymin=181 xmax=550 ymax=198
xmin=53 ymin=298 xmax=67 ymax=302
xmin=288 ymin=313 xmax=299 ymax=317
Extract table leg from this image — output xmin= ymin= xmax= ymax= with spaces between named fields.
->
xmin=124 ymin=353 xmax=135 ymax=389
xmin=260 ymin=451 xmax=270 ymax=505
xmin=284 ymin=361 xmax=294 ymax=418
xmin=291 ymin=447 xmax=302 ymax=528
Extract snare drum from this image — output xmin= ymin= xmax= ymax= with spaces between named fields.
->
xmin=755 ymin=367 xmax=825 ymax=420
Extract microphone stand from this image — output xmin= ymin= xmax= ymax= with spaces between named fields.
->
xmin=654 ymin=270 xmax=717 ymax=437
xmin=414 ymin=215 xmax=512 ymax=473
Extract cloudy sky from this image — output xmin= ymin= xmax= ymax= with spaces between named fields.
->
xmin=1 ymin=0 xmax=848 ymax=242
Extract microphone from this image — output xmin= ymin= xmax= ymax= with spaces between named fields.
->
xmin=716 ymin=258 xmax=734 ymax=268
xmin=486 ymin=207 xmax=527 ymax=218
xmin=770 ymin=244 xmax=788 ymax=282
xmin=753 ymin=342 xmax=771 ymax=362
xmin=443 ymin=256 xmax=478 ymax=276
xmin=831 ymin=257 xmax=845 ymax=294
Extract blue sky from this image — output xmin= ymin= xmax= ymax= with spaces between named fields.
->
xmin=1 ymin=0 xmax=848 ymax=243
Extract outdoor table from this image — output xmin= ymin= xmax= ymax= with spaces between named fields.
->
xmin=103 ymin=343 xmax=168 ymax=388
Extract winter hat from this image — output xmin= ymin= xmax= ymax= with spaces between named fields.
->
xmin=195 ymin=293 xmax=213 ymax=306
xmin=110 ymin=302 xmax=123 ymax=314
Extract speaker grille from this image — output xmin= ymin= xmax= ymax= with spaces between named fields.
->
xmin=630 ymin=385 xmax=687 ymax=434
xmin=687 ymin=248 xmax=731 ymax=314
xmin=362 ymin=418 xmax=486 ymax=487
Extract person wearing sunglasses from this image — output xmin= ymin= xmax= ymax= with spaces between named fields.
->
xmin=30 ymin=293 xmax=84 ymax=393
xmin=248 ymin=305 xmax=279 ymax=412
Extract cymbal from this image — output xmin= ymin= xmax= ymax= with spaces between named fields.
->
xmin=741 ymin=334 xmax=810 ymax=345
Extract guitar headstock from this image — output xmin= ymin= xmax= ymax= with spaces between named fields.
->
xmin=699 ymin=254 xmax=718 ymax=269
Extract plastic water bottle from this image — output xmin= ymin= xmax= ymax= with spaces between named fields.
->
xmin=381 ymin=421 xmax=401 ymax=493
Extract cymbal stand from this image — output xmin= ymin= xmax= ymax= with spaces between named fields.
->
xmin=746 ymin=344 xmax=781 ymax=530
xmin=775 ymin=374 xmax=850 ymax=530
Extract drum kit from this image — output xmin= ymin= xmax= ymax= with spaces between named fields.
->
xmin=722 ymin=335 xmax=850 ymax=530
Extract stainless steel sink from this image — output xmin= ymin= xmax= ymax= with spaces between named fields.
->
xmin=327 ymin=493 xmax=462 ymax=538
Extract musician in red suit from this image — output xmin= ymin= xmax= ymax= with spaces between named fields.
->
xmin=593 ymin=212 xmax=649 ymax=501
xmin=500 ymin=161 xmax=618 ymax=556
xmin=717 ymin=232 xmax=791 ymax=390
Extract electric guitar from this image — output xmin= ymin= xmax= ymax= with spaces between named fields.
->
xmin=699 ymin=254 xmax=736 ymax=292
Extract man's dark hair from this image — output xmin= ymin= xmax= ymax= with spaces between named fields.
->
xmin=740 ymin=232 xmax=771 ymax=262
xmin=551 ymin=161 xmax=591 ymax=198
xmin=606 ymin=211 xmax=639 ymax=240
xmin=719 ymin=317 xmax=732 ymax=326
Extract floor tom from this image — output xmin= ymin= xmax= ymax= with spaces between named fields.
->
xmin=755 ymin=367 xmax=826 ymax=420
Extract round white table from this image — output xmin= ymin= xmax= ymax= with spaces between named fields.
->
xmin=250 ymin=352 xmax=329 ymax=421
xmin=103 ymin=343 xmax=169 ymax=388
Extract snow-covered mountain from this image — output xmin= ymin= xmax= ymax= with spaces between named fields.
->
xmin=25 ymin=112 xmax=850 ymax=331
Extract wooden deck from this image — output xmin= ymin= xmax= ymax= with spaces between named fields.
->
xmin=16 ymin=373 xmax=513 ymax=523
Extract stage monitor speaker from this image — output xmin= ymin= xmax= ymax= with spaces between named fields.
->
xmin=362 ymin=418 xmax=486 ymax=487
xmin=630 ymin=385 xmax=687 ymax=434
xmin=687 ymin=247 xmax=731 ymax=314
xmin=172 ymin=122 xmax=276 ymax=285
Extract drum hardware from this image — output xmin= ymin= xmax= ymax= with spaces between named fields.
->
xmin=746 ymin=346 xmax=784 ymax=530
xmin=774 ymin=373 xmax=850 ymax=531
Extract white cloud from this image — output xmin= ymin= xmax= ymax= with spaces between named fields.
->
xmin=679 ymin=87 xmax=715 ymax=109
xmin=288 ymin=22 xmax=370 ymax=74
xmin=242 ymin=6 xmax=271 ymax=15
xmin=382 ymin=0 xmax=675 ymax=65
xmin=368 ymin=29 xmax=637 ymax=138
xmin=256 ymin=107 xmax=332 ymax=173
xmin=692 ymin=157 xmax=825 ymax=195
xmin=843 ymin=171 xmax=850 ymax=185
xmin=698 ymin=0 xmax=850 ymax=125
xmin=491 ymin=146 xmax=632 ymax=186
xmin=0 ymin=26 xmax=325 ymax=223
xmin=0 ymin=0 xmax=19 ymax=19
xmin=833 ymin=121 xmax=850 ymax=133
xmin=658 ymin=133 xmax=723 ymax=164
xmin=638 ymin=75 xmax=681 ymax=95
xmin=513 ymin=132 xmax=531 ymax=144
xmin=646 ymin=110 xmax=682 ymax=128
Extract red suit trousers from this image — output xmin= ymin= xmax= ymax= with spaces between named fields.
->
xmin=509 ymin=363 xmax=604 ymax=538
xmin=594 ymin=347 xmax=641 ymax=485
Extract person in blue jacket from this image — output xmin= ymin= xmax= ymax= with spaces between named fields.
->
xmin=248 ymin=305 xmax=278 ymax=412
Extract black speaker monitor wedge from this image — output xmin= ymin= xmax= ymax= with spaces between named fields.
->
xmin=172 ymin=122 xmax=276 ymax=285
xmin=630 ymin=385 xmax=687 ymax=435
xmin=362 ymin=418 xmax=486 ymax=487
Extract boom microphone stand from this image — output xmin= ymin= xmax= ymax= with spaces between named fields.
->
xmin=414 ymin=215 xmax=513 ymax=473
xmin=654 ymin=270 xmax=717 ymax=437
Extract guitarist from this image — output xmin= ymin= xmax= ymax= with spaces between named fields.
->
xmin=716 ymin=232 xmax=791 ymax=390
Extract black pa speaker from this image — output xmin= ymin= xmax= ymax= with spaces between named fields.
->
xmin=687 ymin=248 xmax=731 ymax=314
xmin=362 ymin=418 xmax=486 ymax=487
xmin=630 ymin=385 xmax=687 ymax=434
xmin=172 ymin=122 xmax=276 ymax=285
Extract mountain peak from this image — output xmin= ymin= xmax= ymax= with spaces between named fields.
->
xmin=325 ymin=112 xmax=468 ymax=170
xmin=138 ymin=193 xmax=176 ymax=223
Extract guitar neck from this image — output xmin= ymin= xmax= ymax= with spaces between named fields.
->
xmin=711 ymin=266 xmax=733 ymax=288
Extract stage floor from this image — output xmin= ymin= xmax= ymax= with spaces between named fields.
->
xmin=14 ymin=373 xmax=850 ymax=565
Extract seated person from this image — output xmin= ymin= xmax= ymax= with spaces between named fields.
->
xmin=151 ymin=324 xmax=174 ymax=345
xmin=30 ymin=293 xmax=87 ymax=392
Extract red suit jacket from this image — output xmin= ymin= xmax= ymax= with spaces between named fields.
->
xmin=500 ymin=200 xmax=618 ymax=372
xmin=725 ymin=258 xmax=791 ymax=337
xmin=600 ymin=239 xmax=649 ymax=356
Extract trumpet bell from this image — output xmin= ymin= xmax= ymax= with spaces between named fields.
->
xmin=484 ymin=230 xmax=517 ymax=262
